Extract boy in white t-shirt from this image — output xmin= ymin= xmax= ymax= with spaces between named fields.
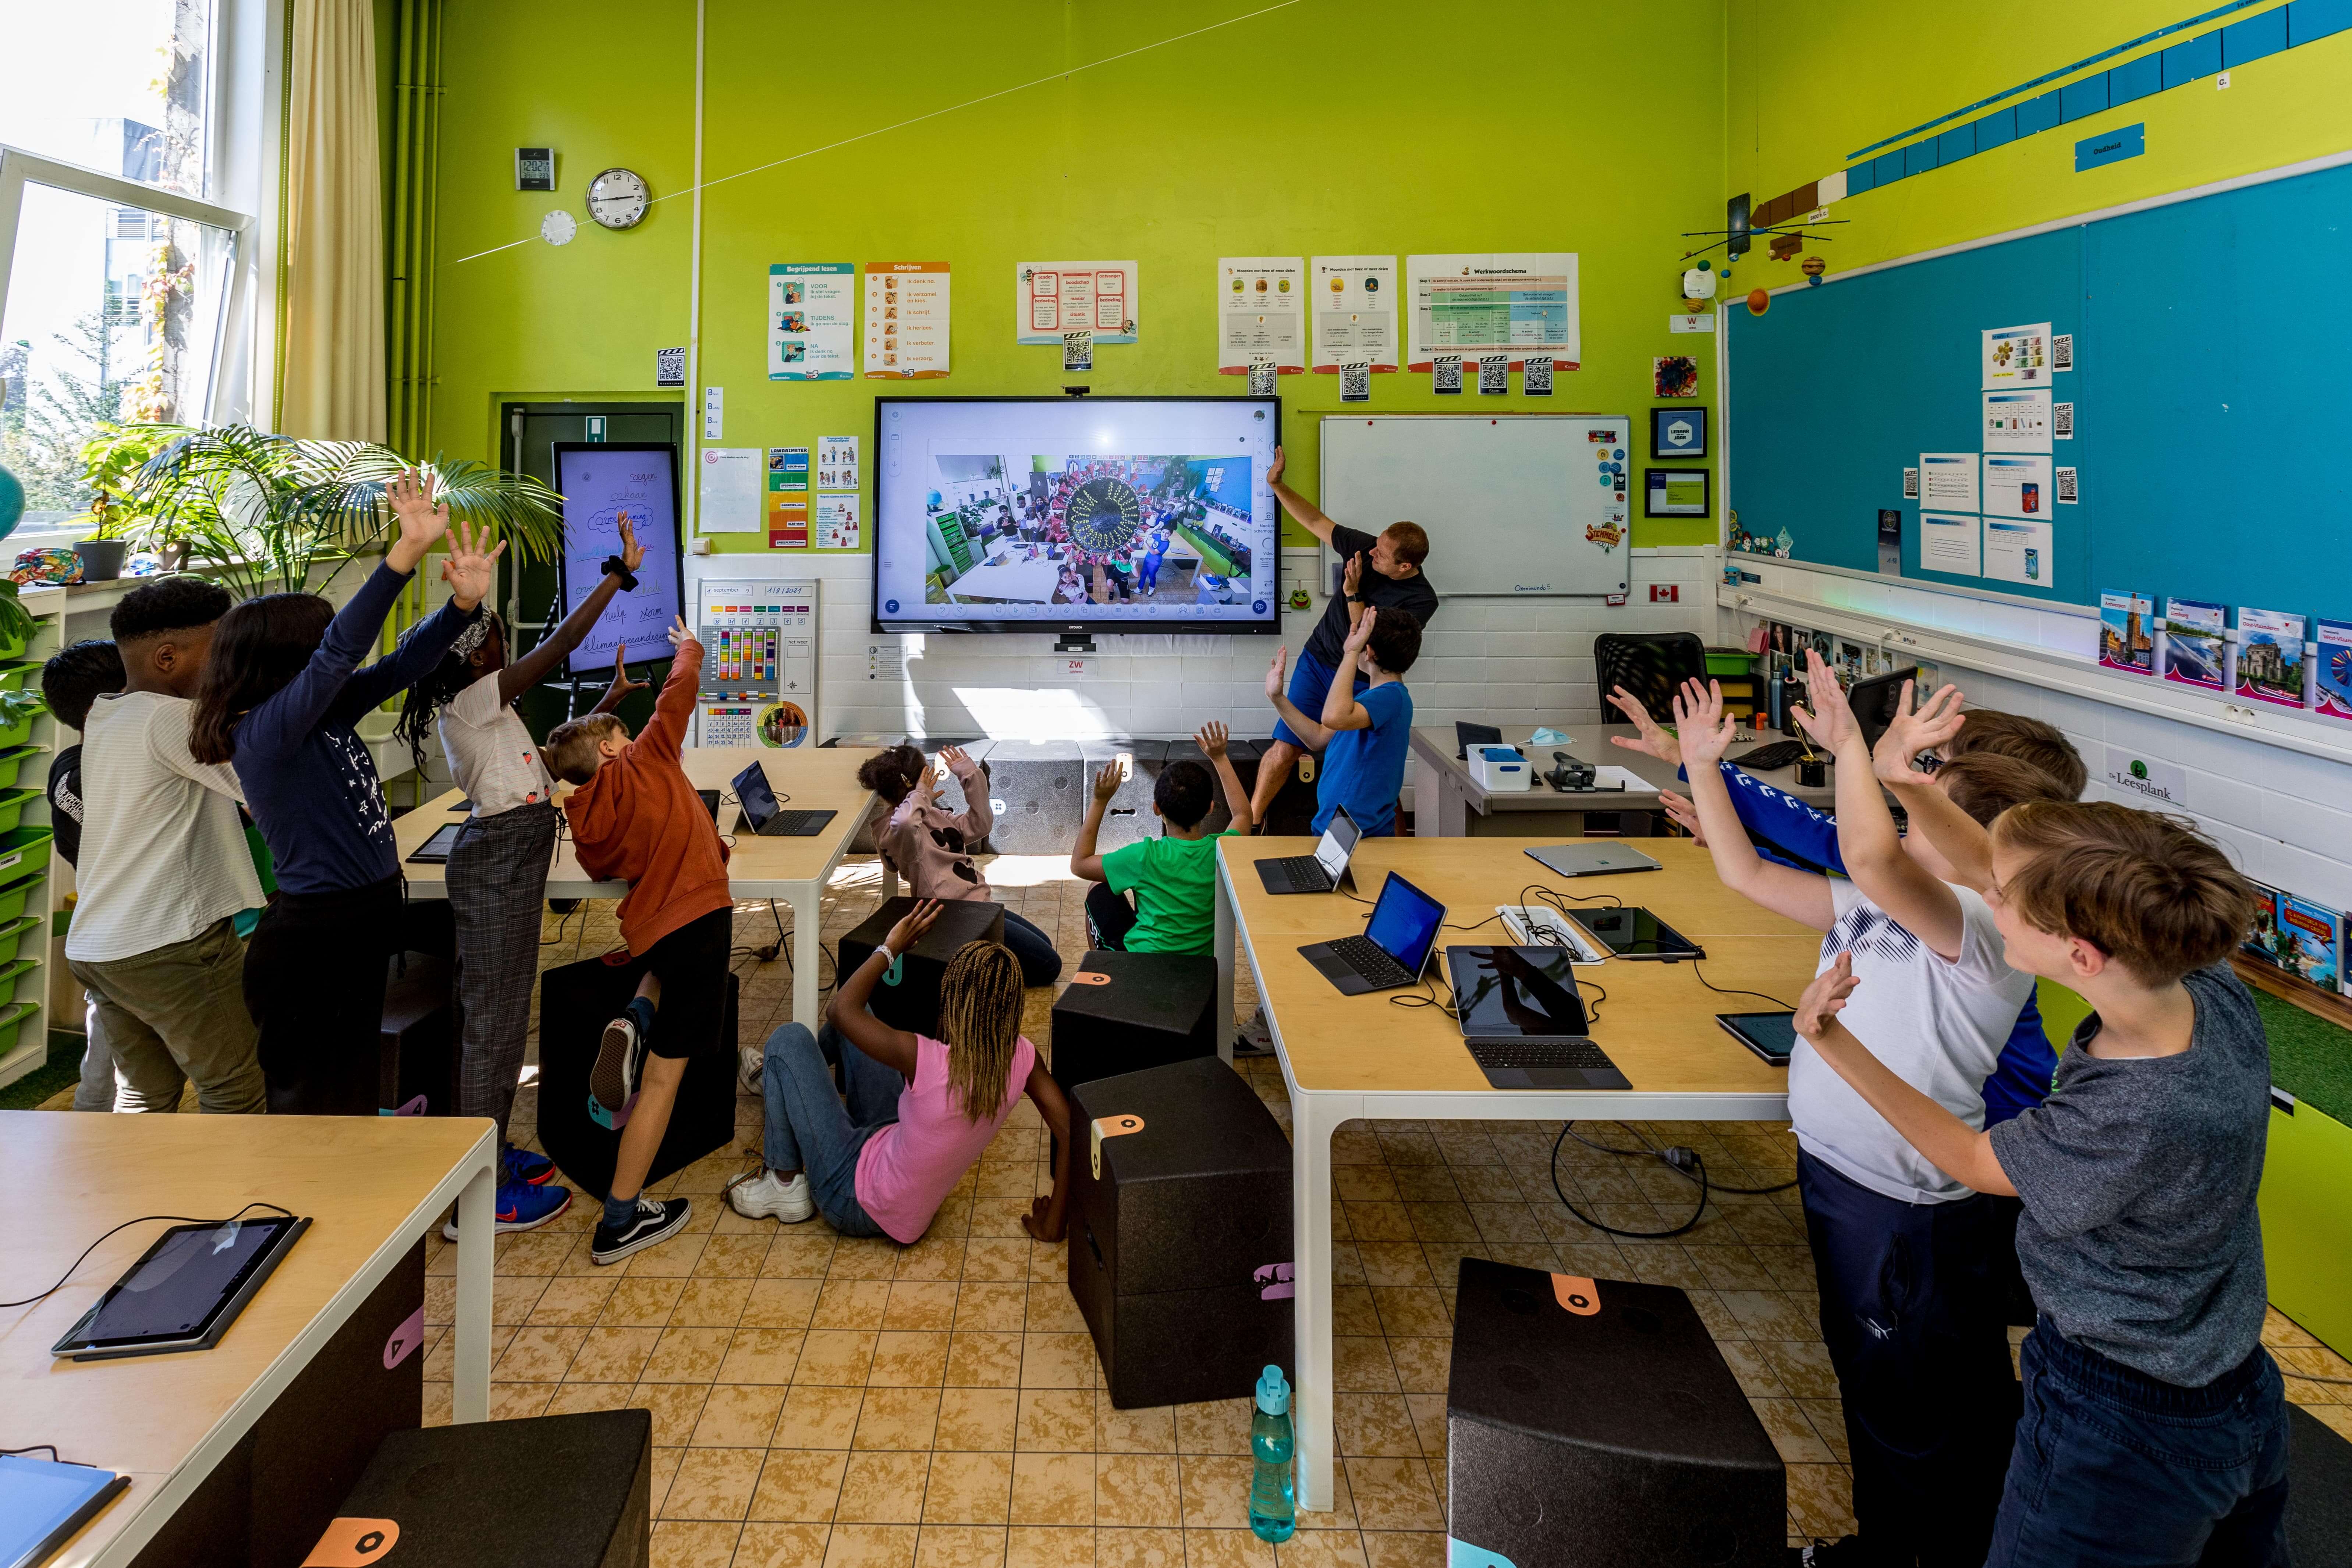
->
xmin=1674 ymin=656 xmax=2046 ymax=1568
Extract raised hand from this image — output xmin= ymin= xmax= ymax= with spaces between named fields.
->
xmin=938 ymin=744 xmax=973 ymax=774
xmin=1195 ymin=720 xmax=1230 ymax=761
xmin=606 ymin=646 xmax=648 ymax=703
xmin=1792 ymin=649 xmax=1861 ymax=753
xmin=1671 ymin=677 xmax=1740 ymax=769
xmin=1606 ymin=685 xmax=1681 ymax=766
xmin=883 ymin=898 xmax=943 ymax=957
xmin=1342 ymin=607 xmax=1376 ymax=656
xmin=1266 ymin=648 xmax=1288 ymax=703
xmin=438 ymin=518 xmax=505 ymax=612
xmin=1342 ymin=551 xmax=1363 ymax=600
xmin=1266 ymin=446 xmax=1286 ymax=487
xmin=1657 ymin=787 xmax=1707 ymax=845
xmin=665 ymin=614 xmax=698 ymax=652
xmin=1090 ymin=762 xmax=1123 ymax=804
xmin=1872 ymin=680 xmax=1966 ymax=785
xmin=1794 ymin=951 xmax=1861 ymax=1040
xmin=616 ymin=511 xmax=646 ymax=572
xmin=385 ymin=468 xmax=451 ymax=571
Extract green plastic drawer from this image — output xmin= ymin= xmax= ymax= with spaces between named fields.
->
xmin=0 ymin=627 xmax=26 ymax=660
xmin=0 ymin=788 xmax=39 ymax=834
xmin=0 ymin=999 xmax=35 ymax=1056
xmin=0 ymin=827 xmax=53 ymax=884
xmin=0 ymin=706 xmax=42 ymax=749
xmin=0 ymin=746 xmax=40 ymax=792
xmin=1704 ymin=646 xmax=1757 ymax=676
xmin=0 ymin=955 xmax=41 ymax=998
xmin=0 ymin=914 xmax=39 ymax=964
xmin=0 ymin=661 xmax=40 ymax=691
xmin=0 ymin=874 xmax=39 ymax=927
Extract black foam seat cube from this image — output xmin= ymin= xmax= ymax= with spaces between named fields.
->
xmin=1049 ymin=949 xmax=1218 ymax=1098
xmin=537 ymin=955 xmax=739 ymax=1199
xmin=309 ymin=1408 xmax=651 ymax=1568
xmin=379 ymin=951 xmax=457 ymax=1114
xmin=976 ymin=739 xmax=1085 ymax=852
xmin=837 ymin=896 xmax=1006 ymax=1037
xmin=1068 ymin=1056 xmax=1292 ymax=1408
xmin=1447 ymin=1258 xmax=1784 ymax=1568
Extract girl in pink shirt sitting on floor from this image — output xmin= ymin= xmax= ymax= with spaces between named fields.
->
xmin=728 ymin=900 xmax=1073 ymax=1243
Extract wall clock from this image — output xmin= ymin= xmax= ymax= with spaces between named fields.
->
xmin=585 ymin=167 xmax=649 ymax=230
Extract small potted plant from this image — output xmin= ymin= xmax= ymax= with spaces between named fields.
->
xmin=70 ymin=423 xmax=184 ymax=579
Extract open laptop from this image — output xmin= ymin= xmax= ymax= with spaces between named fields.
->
xmin=1445 ymin=944 xmax=1631 ymax=1089
xmin=1256 ymin=806 xmax=1359 ymax=894
xmin=1299 ymin=871 xmax=1445 ymax=995
xmin=1525 ymin=842 xmax=1662 ymax=878
xmin=731 ymin=762 xmax=838 ymax=838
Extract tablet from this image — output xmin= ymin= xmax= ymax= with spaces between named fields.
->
xmin=406 ymin=822 xmax=463 ymax=863
xmin=52 ymin=1214 xmax=311 ymax=1361
xmin=1568 ymin=905 xmax=1706 ymax=961
xmin=1716 ymin=1011 xmax=1797 ymax=1065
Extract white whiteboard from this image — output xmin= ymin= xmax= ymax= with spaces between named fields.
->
xmin=1319 ymin=414 xmax=1630 ymax=597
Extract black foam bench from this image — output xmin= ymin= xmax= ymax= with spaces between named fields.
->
xmin=536 ymin=954 xmax=739 ymax=1199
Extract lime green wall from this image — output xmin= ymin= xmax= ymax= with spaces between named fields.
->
xmin=428 ymin=0 xmax=1724 ymax=551
xmin=1725 ymin=0 xmax=2352 ymax=278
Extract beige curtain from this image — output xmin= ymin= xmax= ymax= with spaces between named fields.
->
xmin=277 ymin=0 xmax=386 ymax=442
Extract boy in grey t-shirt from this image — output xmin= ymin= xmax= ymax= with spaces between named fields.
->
xmin=1794 ymin=799 xmax=2287 ymax=1568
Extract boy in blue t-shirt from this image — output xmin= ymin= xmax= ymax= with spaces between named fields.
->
xmin=1266 ymin=607 xmax=1419 ymax=837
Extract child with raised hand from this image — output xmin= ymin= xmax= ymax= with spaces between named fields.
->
xmin=1266 ymin=605 xmax=1420 ymax=839
xmin=729 ymin=899 xmax=1074 ymax=1245
xmin=1072 ymin=721 xmax=1251 ymax=953
xmin=543 ymin=614 xmax=730 ymax=1264
xmin=858 ymin=742 xmax=1060 ymax=986
xmin=392 ymin=513 xmax=646 ymax=1238
xmin=1791 ymin=803 xmax=2284 ymax=1567
xmin=1676 ymin=662 xmax=2032 ymax=1568
xmin=189 ymin=470 xmax=499 ymax=1115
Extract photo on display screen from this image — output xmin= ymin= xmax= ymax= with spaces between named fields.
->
xmin=871 ymin=398 xmax=1281 ymax=634
xmin=551 ymin=444 xmax=689 ymax=675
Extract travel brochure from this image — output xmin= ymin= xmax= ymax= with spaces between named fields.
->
xmin=2235 ymin=607 xmax=2307 ymax=710
xmin=2098 ymin=590 xmax=2152 ymax=675
xmin=2317 ymin=618 xmax=2352 ymax=721
xmin=2161 ymin=598 xmax=2227 ymax=691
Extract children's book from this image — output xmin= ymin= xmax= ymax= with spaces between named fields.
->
xmin=2279 ymin=894 xmax=2343 ymax=993
xmin=2161 ymin=598 xmax=2227 ymax=691
xmin=2235 ymin=607 xmax=2307 ymax=709
xmin=2243 ymin=882 xmax=2282 ymax=965
xmin=2316 ymin=618 xmax=2352 ymax=722
xmin=2099 ymin=591 xmax=2153 ymax=674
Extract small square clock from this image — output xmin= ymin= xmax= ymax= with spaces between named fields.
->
xmin=515 ymin=147 xmax=556 ymax=192
xmin=1650 ymin=405 xmax=1709 ymax=459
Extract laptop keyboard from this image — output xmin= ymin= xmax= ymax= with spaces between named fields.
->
xmin=1730 ymin=739 xmax=1812 ymax=773
xmin=760 ymin=809 xmax=836 ymax=837
xmin=1468 ymin=1037 xmax=1618 ymax=1071
xmin=1328 ymin=933 xmax=1413 ymax=987
xmin=1274 ymin=857 xmax=1328 ymax=891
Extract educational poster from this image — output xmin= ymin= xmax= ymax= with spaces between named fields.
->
xmin=1982 ymin=389 xmax=2052 ymax=452
xmin=1920 ymin=512 xmax=1981 ymax=576
xmin=1982 ymin=322 xmax=2051 ymax=387
xmin=2235 ymin=607 xmax=2307 ymax=709
xmin=767 ymin=446 xmax=809 ymax=549
xmin=1919 ymin=453 xmax=1979 ymax=511
xmin=816 ymin=492 xmax=861 ymax=550
xmin=1984 ymin=515 xmax=2051 ymax=586
xmin=1405 ymin=253 xmax=1579 ymax=371
xmin=1216 ymin=257 xmax=1305 ymax=374
xmin=1309 ymin=255 xmax=1398 ymax=372
xmin=2163 ymin=598 xmax=2228 ymax=690
xmin=818 ymin=435 xmax=859 ymax=491
xmin=698 ymin=447 xmax=762 ymax=533
xmin=1014 ymin=260 xmax=1138 ymax=345
xmin=863 ymin=262 xmax=950 ymax=378
xmin=1981 ymin=454 xmax=2052 ymax=518
xmin=2316 ymin=618 xmax=2352 ymax=720
xmin=769 ymin=263 xmax=856 ymax=380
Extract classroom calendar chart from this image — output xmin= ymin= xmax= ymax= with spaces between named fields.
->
xmin=1014 ymin=261 xmax=1138 ymax=345
xmin=770 ymin=263 xmax=857 ymax=380
xmin=1405 ymin=253 xmax=1579 ymax=371
xmin=1310 ymin=255 xmax=1398 ymax=372
xmin=1216 ymin=257 xmax=1306 ymax=373
xmin=864 ymin=262 xmax=950 ymax=378
xmin=695 ymin=578 xmax=817 ymax=748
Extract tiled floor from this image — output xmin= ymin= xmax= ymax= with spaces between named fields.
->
xmin=53 ymin=853 xmax=2352 ymax=1567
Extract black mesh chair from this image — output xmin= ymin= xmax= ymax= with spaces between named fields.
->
xmin=1594 ymin=632 xmax=1709 ymax=725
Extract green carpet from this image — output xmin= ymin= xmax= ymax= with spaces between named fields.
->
xmin=0 ymin=1030 xmax=84 ymax=1110
xmin=2259 ymin=991 xmax=2352 ymax=1127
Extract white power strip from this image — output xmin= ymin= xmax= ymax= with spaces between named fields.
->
xmin=1496 ymin=904 xmax=1608 ymax=964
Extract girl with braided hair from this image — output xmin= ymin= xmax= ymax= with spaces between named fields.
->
xmin=730 ymin=900 xmax=1073 ymax=1242
xmin=858 ymin=742 xmax=1062 ymax=986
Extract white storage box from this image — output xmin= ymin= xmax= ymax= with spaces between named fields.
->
xmin=1468 ymin=746 xmax=1532 ymax=792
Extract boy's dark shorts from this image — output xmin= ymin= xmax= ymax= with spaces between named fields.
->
xmin=640 ymin=906 xmax=732 ymax=1059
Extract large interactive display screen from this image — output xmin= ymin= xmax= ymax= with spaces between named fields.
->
xmin=552 ymin=443 xmax=688 ymax=675
xmin=871 ymin=397 xmax=1280 ymax=635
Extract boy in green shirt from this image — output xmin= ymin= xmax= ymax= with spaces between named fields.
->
xmin=1073 ymin=722 xmax=1253 ymax=952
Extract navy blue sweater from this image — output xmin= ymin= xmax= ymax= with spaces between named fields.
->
xmin=234 ymin=563 xmax=479 ymax=896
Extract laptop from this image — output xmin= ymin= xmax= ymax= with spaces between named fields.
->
xmin=1256 ymin=806 xmax=1359 ymax=894
xmin=1298 ymin=871 xmax=1445 ymax=995
xmin=731 ymin=762 xmax=838 ymax=838
xmin=1445 ymin=944 xmax=1631 ymax=1090
xmin=1524 ymin=842 xmax=1662 ymax=878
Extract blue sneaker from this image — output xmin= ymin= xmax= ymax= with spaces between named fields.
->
xmin=503 ymin=1143 xmax=557 ymax=1186
xmin=589 ymin=996 xmax=656 ymax=1130
xmin=442 ymin=1177 xmax=572 ymax=1240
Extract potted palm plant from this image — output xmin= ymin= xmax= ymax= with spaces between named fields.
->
xmin=124 ymin=424 xmax=566 ymax=599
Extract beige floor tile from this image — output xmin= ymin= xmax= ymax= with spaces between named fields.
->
xmin=1014 ymin=1388 xmax=1095 ymax=1452
xmin=817 ymin=1279 xmax=897 ymax=1329
xmin=1382 ymin=1340 xmax=1450 ymax=1395
xmin=488 ymin=1381 xmax=556 ymax=1421
xmin=634 ymin=1383 xmax=716 ymax=1447
xmin=856 ymin=1387 xmax=944 ymax=1451
xmin=1333 ymin=1394 xmax=1420 ymax=1459
xmin=695 ymin=1384 xmax=790 ymax=1447
xmin=1002 ymin=1526 xmax=1092 ymax=1567
xmin=676 ymin=1276 xmax=758 ymax=1328
xmin=1274 ymin=1531 xmax=1368 ymax=1568
xmin=1177 ymin=1455 xmax=1254 ymax=1530
xmin=1008 ymin=1452 xmax=1093 ymax=1526
xmin=838 ymin=1451 xmax=933 ymax=1524
xmin=1359 ymin=1532 xmax=1444 ymax=1568
xmin=954 ymin=1283 xmax=1031 ymax=1333
xmin=649 ymin=1326 xmax=739 ymax=1383
xmin=665 ymin=1447 xmax=767 ymax=1520
xmin=1175 ymin=1400 xmax=1253 ymax=1457
xmin=573 ymin=1325 xmax=664 ymax=1384
xmin=1182 ymin=1529 xmax=1277 ymax=1568
xmin=820 ymin=1522 xmax=919 ymax=1567
xmin=800 ymin=1330 xmax=883 ymax=1385
xmin=1339 ymin=1460 xmax=1440 ymax=1532
xmin=721 ymin=1328 xmax=806 ymax=1384
xmin=913 ymin=1524 xmax=1008 ymax=1568
xmin=946 ymin=1333 xmax=1025 ymax=1388
xmin=745 ymin=1278 xmax=826 ymax=1329
xmin=776 ymin=1385 xmax=867 ymax=1449
xmin=735 ymin=1521 xmax=832 ymax=1568
xmin=1017 ymin=1333 xmax=1096 ymax=1389
xmin=895 ymin=1236 xmax=968 ymax=1282
xmin=922 ymin=1451 xmax=1014 ymax=1525
xmin=650 ymin=1518 xmax=739 ymax=1568
xmin=884 ymin=1281 xmax=961 ymax=1331
xmin=1093 ymin=1454 xmax=1182 ymax=1529
xmin=1094 ymin=1395 xmax=1177 ymax=1455
xmin=750 ymin=1450 xmax=851 ymax=1522
xmin=872 ymin=1331 xmax=952 ymax=1386
xmin=530 ymin=1275 xmax=618 ymax=1326
xmin=496 ymin=1324 xmax=588 ymax=1383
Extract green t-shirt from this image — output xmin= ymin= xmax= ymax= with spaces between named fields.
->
xmin=1100 ymin=830 xmax=1239 ymax=955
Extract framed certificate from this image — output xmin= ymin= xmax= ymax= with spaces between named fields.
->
xmin=1649 ymin=405 xmax=1708 ymax=459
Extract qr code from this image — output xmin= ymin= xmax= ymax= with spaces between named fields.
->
xmin=655 ymin=346 xmax=686 ymax=387
xmin=1523 ymin=355 xmax=1554 ymax=395
xmin=1477 ymin=355 xmax=1509 ymax=395
xmin=2055 ymin=466 xmax=2078 ymax=502
xmin=1340 ymin=362 xmax=1370 ymax=402
xmin=1432 ymin=355 xmax=1463 ymax=394
xmin=1903 ymin=467 xmax=1920 ymax=499
xmin=2052 ymin=333 xmax=2074 ymax=371
xmin=2053 ymin=401 xmax=2074 ymax=437
xmin=1247 ymin=359 xmax=1277 ymax=396
xmin=1061 ymin=331 xmax=1093 ymax=372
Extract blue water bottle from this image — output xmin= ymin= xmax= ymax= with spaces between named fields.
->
xmin=1249 ymin=1363 xmax=1297 ymax=1543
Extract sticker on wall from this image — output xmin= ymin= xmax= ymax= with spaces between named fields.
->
xmin=2053 ymin=402 xmax=2075 ymax=439
xmin=1476 ymin=354 xmax=1509 ymax=395
xmin=1432 ymin=354 xmax=1463 ymax=395
xmin=1523 ymin=354 xmax=1553 ymax=396
xmin=1062 ymin=330 xmax=1093 ymax=372
xmin=2053 ymin=333 xmax=2075 ymax=372
xmin=2055 ymin=467 xmax=2078 ymax=503
xmin=1339 ymin=361 xmax=1371 ymax=403
xmin=1446 ymin=1538 xmax=1519 ymax=1568
xmin=1903 ymin=467 xmax=1920 ymax=500
xmin=655 ymin=346 xmax=685 ymax=388
xmin=1652 ymin=355 xmax=1699 ymax=398
xmin=1246 ymin=356 xmax=1277 ymax=397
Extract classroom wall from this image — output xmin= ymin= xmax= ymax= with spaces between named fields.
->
xmin=422 ymin=0 xmax=1725 ymax=739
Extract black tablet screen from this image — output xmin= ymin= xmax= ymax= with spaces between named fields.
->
xmin=81 ymin=1217 xmax=298 ymax=1344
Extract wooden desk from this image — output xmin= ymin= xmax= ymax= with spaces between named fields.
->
xmin=1 ymin=1111 xmax=498 ymax=1566
xmin=1212 ymin=837 xmax=1817 ymax=1511
xmin=1406 ymin=726 xmax=1837 ymax=837
xmin=393 ymin=747 xmax=876 ymax=1028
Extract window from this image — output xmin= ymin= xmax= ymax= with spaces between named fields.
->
xmin=0 ymin=0 xmax=271 ymax=529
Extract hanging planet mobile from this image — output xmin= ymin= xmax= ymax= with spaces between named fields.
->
xmin=1064 ymin=477 xmax=1142 ymax=554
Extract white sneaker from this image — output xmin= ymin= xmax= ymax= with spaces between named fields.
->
xmin=728 ymin=1169 xmax=813 ymax=1224
xmin=737 ymin=1045 xmax=764 ymax=1097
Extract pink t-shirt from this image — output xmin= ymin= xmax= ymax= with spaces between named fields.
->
xmin=855 ymin=1033 xmax=1038 ymax=1243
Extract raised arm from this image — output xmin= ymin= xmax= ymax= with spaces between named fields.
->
xmin=938 ymin=745 xmax=994 ymax=841
xmin=824 ymin=900 xmax=933 ymax=1077
xmin=1068 ymin=761 xmax=1120 ymax=882
xmin=501 ymin=512 xmax=644 ymax=703
xmin=1675 ymin=679 xmax=1836 ymax=931
xmin=1798 ymin=656 xmax=1964 ymax=958
xmin=240 ymin=560 xmax=419 ymax=758
xmin=635 ymin=617 xmax=701 ymax=763
xmin=1611 ymin=683 xmax=1845 ymax=873
xmin=1318 ymin=618 xmax=1376 ymax=733
xmin=589 ymin=645 xmax=649 ymax=716
xmin=1872 ymin=684 xmax=1994 ymax=893
xmin=1265 ymin=445 xmax=1338 ymax=546
xmin=1196 ymin=721 xmax=1252 ymax=830
xmin=1266 ymin=648 xmax=1334 ymax=752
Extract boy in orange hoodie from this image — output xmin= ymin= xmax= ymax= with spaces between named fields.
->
xmin=547 ymin=616 xmax=733 ymax=1264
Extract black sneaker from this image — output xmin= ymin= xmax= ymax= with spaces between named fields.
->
xmin=1789 ymin=1539 xmax=1876 ymax=1567
xmin=591 ymin=1196 xmax=691 ymax=1265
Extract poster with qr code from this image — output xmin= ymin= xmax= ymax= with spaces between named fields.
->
xmin=655 ymin=346 xmax=685 ymax=387
xmin=1523 ymin=355 xmax=1553 ymax=396
xmin=1062 ymin=331 xmax=1093 ymax=372
xmin=1016 ymin=260 xmax=1138 ymax=344
xmin=1432 ymin=355 xmax=1463 ymax=395
xmin=1405 ymin=252 xmax=1579 ymax=371
xmin=1217 ymin=257 xmax=1305 ymax=373
xmin=2054 ymin=402 xmax=2074 ymax=439
xmin=1340 ymin=362 xmax=1370 ymax=402
xmin=1310 ymin=255 xmax=1398 ymax=372
xmin=1476 ymin=355 xmax=1509 ymax=395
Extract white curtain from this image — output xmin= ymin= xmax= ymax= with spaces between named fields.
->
xmin=277 ymin=0 xmax=386 ymax=442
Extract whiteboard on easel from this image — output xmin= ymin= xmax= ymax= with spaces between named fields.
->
xmin=1318 ymin=414 xmax=1630 ymax=597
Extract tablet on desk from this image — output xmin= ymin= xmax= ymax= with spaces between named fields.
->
xmin=405 ymin=822 xmax=463 ymax=863
xmin=52 ymin=1213 xmax=311 ymax=1361
xmin=1716 ymin=1011 xmax=1797 ymax=1065
xmin=1568 ymin=905 xmax=1705 ymax=962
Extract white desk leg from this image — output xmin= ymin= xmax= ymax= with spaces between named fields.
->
xmin=1214 ymin=866 xmax=1236 ymax=1065
xmin=1408 ymin=751 xmax=1443 ymax=838
xmin=790 ymin=883 xmax=823 ymax=1029
xmin=1290 ymin=1089 xmax=1341 ymax=1512
xmin=453 ymin=1159 xmax=494 ymax=1423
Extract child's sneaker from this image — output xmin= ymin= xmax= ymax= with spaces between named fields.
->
xmin=591 ymin=1196 xmax=691 ymax=1264
xmin=443 ymin=1177 xmax=572 ymax=1241
xmin=502 ymin=1143 xmax=557 ymax=1186
xmin=589 ymin=996 xmax=656 ymax=1129
xmin=738 ymin=1044 xmax=765 ymax=1098
xmin=728 ymin=1169 xmax=813 ymax=1224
